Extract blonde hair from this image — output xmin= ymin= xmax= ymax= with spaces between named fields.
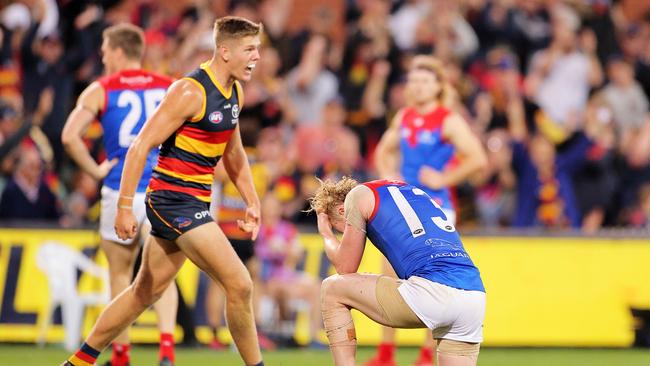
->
xmin=406 ymin=55 xmax=456 ymax=107
xmin=214 ymin=16 xmax=263 ymax=46
xmin=103 ymin=23 xmax=145 ymax=61
xmin=308 ymin=177 xmax=359 ymax=217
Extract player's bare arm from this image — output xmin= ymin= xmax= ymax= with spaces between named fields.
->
xmin=317 ymin=185 xmax=373 ymax=274
xmin=115 ymin=79 xmax=203 ymax=240
xmin=61 ymin=82 xmax=118 ymax=180
xmin=375 ymin=109 xmax=404 ymax=179
xmin=419 ymin=113 xmax=487 ymax=190
xmin=222 ymin=123 xmax=261 ymax=240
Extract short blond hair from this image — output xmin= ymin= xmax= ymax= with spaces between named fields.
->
xmin=407 ymin=55 xmax=455 ymax=106
xmin=103 ymin=23 xmax=145 ymax=61
xmin=214 ymin=16 xmax=263 ymax=46
xmin=309 ymin=177 xmax=359 ymax=217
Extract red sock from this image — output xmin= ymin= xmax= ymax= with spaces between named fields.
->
xmin=159 ymin=332 xmax=175 ymax=362
xmin=418 ymin=346 xmax=433 ymax=362
xmin=377 ymin=342 xmax=395 ymax=361
xmin=110 ymin=343 xmax=130 ymax=366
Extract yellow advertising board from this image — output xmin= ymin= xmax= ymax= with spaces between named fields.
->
xmin=1 ymin=228 xmax=649 ymax=347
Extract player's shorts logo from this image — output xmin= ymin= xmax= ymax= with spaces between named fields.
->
xmin=194 ymin=210 xmax=211 ymax=220
xmin=209 ymin=111 xmax=223 ymax=124
xmin=173 ymin=217 xmax=193 ymax=229
xmin=232 ymin=104 xmax=240 ymax=118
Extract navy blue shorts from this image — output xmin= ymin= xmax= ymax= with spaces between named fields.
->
xmin=146 ymin=190 xmax=213 ymax=241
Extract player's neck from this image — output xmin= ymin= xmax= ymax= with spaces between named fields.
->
xmin=206 ymin=59 xmax=235 ymax=90
xmin=112 ymin=60 xmax=141 ymax=74
xmin=413 ymin=100 xmax=439 ymax=115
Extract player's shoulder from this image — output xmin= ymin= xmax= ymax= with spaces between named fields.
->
xmin=171 ymin=77 xmax=205 ymax=97
xmin=82 ymin=80 xmax=105 ymax=96
xmin=440 ymin=109 xmax=464 ymax=127
xmin=162 ymin=78 xmax=206 ymax=113
xmin=390 ymin=107 xmax=411 ymax=127
xmin=347 ymin=184 xmax=373 ymax=201
xmin=346 ymin=183 xmax=378 ymax=220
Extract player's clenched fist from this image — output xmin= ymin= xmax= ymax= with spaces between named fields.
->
xmin=115 ymin=208 xmax=138 ymax=240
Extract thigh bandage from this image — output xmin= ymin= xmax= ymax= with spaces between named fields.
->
xmin=375 ymin=276 xmax=426 ymax=328
xmin=437 ymin=339 xmax=480 ymax=357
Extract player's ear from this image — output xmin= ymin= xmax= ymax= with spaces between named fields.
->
xmin=218 ymin=45 xmax=229 ymax=62
xmin=337 ymin=204 xmax=344 ymax=216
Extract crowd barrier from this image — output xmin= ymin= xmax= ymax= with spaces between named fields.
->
xmin=1 ymin=228 xmax=649 ymax=347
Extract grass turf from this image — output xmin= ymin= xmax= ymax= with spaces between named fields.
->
xmin=1 ymin=344 xmax=650 ymax=366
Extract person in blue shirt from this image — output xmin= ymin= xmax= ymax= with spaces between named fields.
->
xmin=507 ymin=103 xmax=592 ymax=229
xmin=312 ymin=177 xmax=485 ymax=366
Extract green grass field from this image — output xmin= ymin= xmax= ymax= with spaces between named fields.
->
xmin=2 ymin=344 xmax=650 ymax=366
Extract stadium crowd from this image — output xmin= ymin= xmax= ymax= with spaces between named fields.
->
xmin=2 ymin=0 xmax=650 ymax=233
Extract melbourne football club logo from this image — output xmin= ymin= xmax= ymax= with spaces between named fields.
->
xmin=209 ymin=111 xmax=223 ymax=124
xmin=232 ymin=104 xmax=240 ymax=118
xmin=173 ymin=217 xmax=193 ymax=229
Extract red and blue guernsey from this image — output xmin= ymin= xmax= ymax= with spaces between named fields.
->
xmin=363 ymin=180 xmax=484 ymax=292
xmin=98 ymin=70 xmax=173 ymax=192
xmin=399 ymin=106 xmax=455 ymax=210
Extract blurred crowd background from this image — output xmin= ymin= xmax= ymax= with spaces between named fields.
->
xmin=1 ymin=0 xmax=650 ymax=234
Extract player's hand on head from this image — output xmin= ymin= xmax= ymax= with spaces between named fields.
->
xmin=96 ymin=158 xmax=119 ymax=180
xmin=317 ymin=213 xmax=334 ymax=236
xmin=419 ymin=166 xmax=446 ymax=190
xmin=238 ymin=205 xmax=261 ymax=240
xmin=114 ymin=208 xmax=137 ymax=240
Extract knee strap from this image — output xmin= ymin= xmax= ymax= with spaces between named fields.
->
xmin=375 ymin=276 xmax=425 ymax=328
xmin=322 ymin=308 xmax=357 ymax=347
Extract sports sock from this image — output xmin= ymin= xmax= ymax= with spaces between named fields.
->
xmin=159 ymin=332 xmax=175 ymax=362
xmin=377 ymin=342 xmax=396 ymax=361
xmin=68 ymin=343 xmax=100 ymax=366
xmin=418 ymin=346 xmax=433 ymax=362
xmin=111 ymin=343 xmax=130 ymax=366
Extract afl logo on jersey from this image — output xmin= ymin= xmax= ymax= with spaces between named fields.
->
xmin=232 ymin=104 xmax=240 ymax=119
xmin=209 ymin=111 xmax=223 ymax=124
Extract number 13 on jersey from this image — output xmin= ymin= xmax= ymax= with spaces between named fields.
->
xmin=387 ymin=186 xmax=456 ymax=237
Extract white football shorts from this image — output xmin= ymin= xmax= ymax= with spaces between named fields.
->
xmin=99 ymin=186 xmax=148 ymax=245
xmin=398 ymin=276 xmax=485 ymax=343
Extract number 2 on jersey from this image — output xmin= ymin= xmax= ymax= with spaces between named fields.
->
xmin=387 ymin=186 xmax=456 ymax=237
xmin=117 ymin=89 xmax=165 ymax=148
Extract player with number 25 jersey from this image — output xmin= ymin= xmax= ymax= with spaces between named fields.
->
xmin=98 ymin=70 xmax=171 ymax=192
xmin=61 ymin=24 xmax=178 ymax=366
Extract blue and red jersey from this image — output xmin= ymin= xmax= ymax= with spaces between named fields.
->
xmin=363 ymin=179 xmax=484 ymax=292
xmin=399 ymin=106 xmax=455 ymax=210
xmin=98 ymin=69 xmax=173 ymax=191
